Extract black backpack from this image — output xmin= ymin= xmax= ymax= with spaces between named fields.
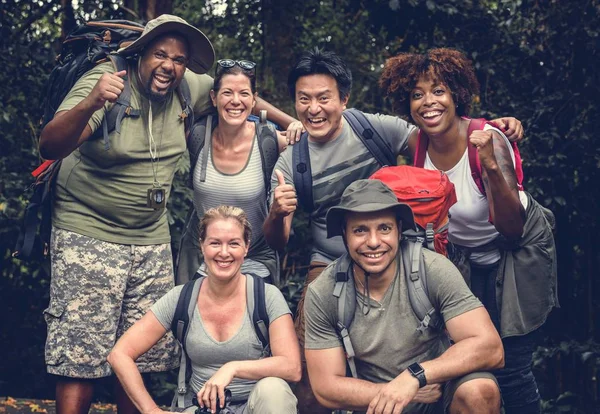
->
xmin=292 ymin=108 xmax=396 ymax=213
xmin=13 ymin=20 xmax=194 ymax=261
xmin=170 ymin=273 xmax=270 ymax=409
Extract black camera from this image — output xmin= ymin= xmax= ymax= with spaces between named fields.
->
xmin=192 ymin=389 xmax=232 ymax=414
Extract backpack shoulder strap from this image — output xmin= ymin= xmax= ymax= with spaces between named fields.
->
xmin=186 ymin=115 xmax=214 ymax=188
xmin=332 ymin=254 xmax=358 ymax=378
xmin=292 ymin=131 xmax=314 ymax=213
xmin=400 ymin=239 xmax=443 ymax=333
xmin=176 ymin=77 xmax=195 ymax=138
xmin=255 ymin=110 xmax=280 ymax=196
xmin=466 ymin=118 xmax=487 ymax=196
xmin=245 ymin=274 xmax=270 ymax=352
xmin=97 ymin=54 xmax=141 ymax=150
xmin=343 ymin=108 xmax=396 ymax=167
xmin=413 ymin=130 xmax=429 ymax=168
xmin=172 ymin=276 xmax=204 ymax=409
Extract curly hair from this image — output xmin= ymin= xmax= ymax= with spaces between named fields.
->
xmin=379 ymin=48 xmax=480 ymax=118
xmin=199 ymin=205 xmax=252 ymax=247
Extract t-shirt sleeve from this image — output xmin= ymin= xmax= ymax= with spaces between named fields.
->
xmin=423 ymin=250 xmax=483 ymax=323
xmin=364 ymin=113 xmax=416 ymax=158
xmin=57 ymin=61 xmax=114 ymax=133
xmin=149 ymin=285 xmax=185 ymax=330
xmin=304 ymin=280 xmax=343 ymax=350
xmin=268 ymin=148 xmax=294 ymax=206
xmin=185 ymin=71 xmax=214 ymax=117
xmin=264 ymin=283 xmax=292 ymax=323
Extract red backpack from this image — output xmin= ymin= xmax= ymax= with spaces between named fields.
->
xmin=370 ymin=165 xmax=457 ymax=256
xmin=414 ymin=118 xmax=525 ymax=195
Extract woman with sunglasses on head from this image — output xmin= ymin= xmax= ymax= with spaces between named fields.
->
xmin=177 ymin=59 xmax=303 ymax=286
xmin=109 ymin=205 xmax=301 ymax=413
xmin=379 ymin=48 xmax=557 ymax=414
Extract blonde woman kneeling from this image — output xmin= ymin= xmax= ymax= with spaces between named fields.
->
xmin=108 ymin=206 xmax=300 ymax=413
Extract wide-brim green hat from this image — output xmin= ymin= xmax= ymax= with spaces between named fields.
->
xmin=119 ymin=14 xmax=214 ymax=74
xmin=326 ymin=179 xmax=416 ymax=238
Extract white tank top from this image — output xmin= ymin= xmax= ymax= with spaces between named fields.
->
xmin=424 ymin=125 xmax=527 ymax=265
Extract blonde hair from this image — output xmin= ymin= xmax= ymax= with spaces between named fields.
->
xmin=198 ymin=205 xmax=252 ymax=246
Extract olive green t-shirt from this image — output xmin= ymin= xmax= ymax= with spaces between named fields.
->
xmin=305 ymin=249 xmax=483 ymax=384
xmin=53 ymin=61 xmax=213 ymax=244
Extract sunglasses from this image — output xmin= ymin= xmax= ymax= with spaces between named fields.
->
xmin=216 ymin=59 xmax=257 ymax=74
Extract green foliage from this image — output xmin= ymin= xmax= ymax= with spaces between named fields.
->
xmin=1 ymin=0 xmax=599 ymax=410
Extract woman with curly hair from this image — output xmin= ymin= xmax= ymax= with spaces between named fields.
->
xmin=380 ymin=48 xmax=557 ymax=414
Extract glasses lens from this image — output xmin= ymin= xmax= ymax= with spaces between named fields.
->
xmin=217 ymin=59 xmax=236 ymax=68
xmin=238 ymin=60 xmax=256 ymax=70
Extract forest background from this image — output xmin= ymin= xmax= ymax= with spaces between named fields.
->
xmin=1 ymin=0 xmax=599 ymax=412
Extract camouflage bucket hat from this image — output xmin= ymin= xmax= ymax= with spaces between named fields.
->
xmin=119 ymin=14 xmax=215 ymax=74
xmin=326 ymin=179 xmax=416 ymax=238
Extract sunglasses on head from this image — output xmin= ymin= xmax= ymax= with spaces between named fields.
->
xmin=216 ymin=59 xmax=257 ymax=74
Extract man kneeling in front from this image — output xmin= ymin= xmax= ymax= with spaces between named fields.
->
xmin=304 ymin=179 xmax=504 ymax=413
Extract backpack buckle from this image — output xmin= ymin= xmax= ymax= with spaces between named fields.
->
xmin=177 ymin=386 xmax=187 ymax=395
xmin=425 ymin=223 xmax=434 ymax=243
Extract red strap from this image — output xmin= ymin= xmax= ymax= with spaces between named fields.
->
xmin=466 ymin=118 xmax=487 ymax=196
xmin=414 ymin=130 xmax=429 ymax=168
xmin=32 ymin=160 xmax=56 ymax=178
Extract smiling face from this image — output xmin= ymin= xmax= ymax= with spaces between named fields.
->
xmin=295 ymin=74 xmax=349 ymax=143
xmin=210 ymin=73 xmax=256 ymax=127
xmin=344 ymin=209 xmax=400 ymax=279
xmin=409 ymin=75 xmax=458 ymax=136
xmin=200 ymin=218 xmax=249 ymax=282
xmin=138 ymin=35 xmax=189 ymax=102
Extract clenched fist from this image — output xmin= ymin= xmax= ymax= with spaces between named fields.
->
xmin=87 ymin=70 xmax=127 ymax=111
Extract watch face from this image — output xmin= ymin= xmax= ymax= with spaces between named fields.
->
xmin=408 ymin=362 xmax=424 ymax=375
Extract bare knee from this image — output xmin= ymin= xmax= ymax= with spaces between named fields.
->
xmin=449 ymin=378 xmax=501 ymax=414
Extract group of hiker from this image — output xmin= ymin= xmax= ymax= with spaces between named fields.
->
xmin=36 ymin=13 xmax=558 ymax=414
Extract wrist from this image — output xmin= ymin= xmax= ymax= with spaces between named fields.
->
xmin=407 ymin=362 xmax=427 ymax=388
xmin=225 ymin=361 xmax=239 ymax=376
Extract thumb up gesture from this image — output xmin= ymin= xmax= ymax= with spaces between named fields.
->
xmin=271 ymin=169 xmax=297 ymax=218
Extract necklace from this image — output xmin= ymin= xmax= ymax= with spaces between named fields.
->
xmin=355 ymin=273 xmax=396 ymax=313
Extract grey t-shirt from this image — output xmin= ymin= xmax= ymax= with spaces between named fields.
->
xmin=305 ymin=249 xmax=482 ymax=383
xmin=271 ymin=112 xmax=415 ymax=263
xmin=150 ymin=278 xmax=291 ymax=402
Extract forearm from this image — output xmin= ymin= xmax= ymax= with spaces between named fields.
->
xmin=313 ymin=375 xmax=383 ymax=410
xmin=483 ymin=165 xmax=525 ymax=239
xmin=255 ymin=96 xmax=296 ymax=129
xmin=228 ymin=355 xmax=300 ymax=383
xmin=107 ymin=351 xmax=162 ymax=414
xmin=263 ymin=212 xmax=290 ymax=250
xmin=421 ymin=336 xmax=504 ymax=385
xmin=39 ymin=100 xmax=97 ymax=159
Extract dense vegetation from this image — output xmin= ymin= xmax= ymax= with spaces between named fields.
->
xmin=1 ymin=0 xmax=598 ymax=411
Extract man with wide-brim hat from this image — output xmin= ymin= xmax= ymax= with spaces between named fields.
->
xmin=118 ymin=14 xmax=215 ymax=74
xmin=38 ymin=13 xmax=298 ymax=414
xmin=303 ymin=178 xmax=505 ymax=414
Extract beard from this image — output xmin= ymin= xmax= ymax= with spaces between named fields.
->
xmin=144 ymin=69 xmax=176 ymax=103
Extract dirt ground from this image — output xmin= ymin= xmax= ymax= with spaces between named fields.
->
xmin=0 ymin=397 xmax=117 ymax=414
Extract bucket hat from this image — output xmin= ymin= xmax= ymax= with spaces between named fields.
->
xmin=119 ymin=14 xmax=215 ymax=74
xmin=326 ymin=179 xmax=416 ymax=238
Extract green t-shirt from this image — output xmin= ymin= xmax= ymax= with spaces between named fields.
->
xmin=53 ymin=61 xmax=213 ymax=245
xmin=305 ymin=249 xmax=482 ymax=384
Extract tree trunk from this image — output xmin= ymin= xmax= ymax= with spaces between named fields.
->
xmin=123 ymin=0 xmax=174 ymax=22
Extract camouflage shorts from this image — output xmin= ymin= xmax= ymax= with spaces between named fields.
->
xmin=44 ymin=227 xmax=180 ymax=379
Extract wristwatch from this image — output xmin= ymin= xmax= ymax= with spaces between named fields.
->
xmin=407 ymin=362 xmax=427 ymax=388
